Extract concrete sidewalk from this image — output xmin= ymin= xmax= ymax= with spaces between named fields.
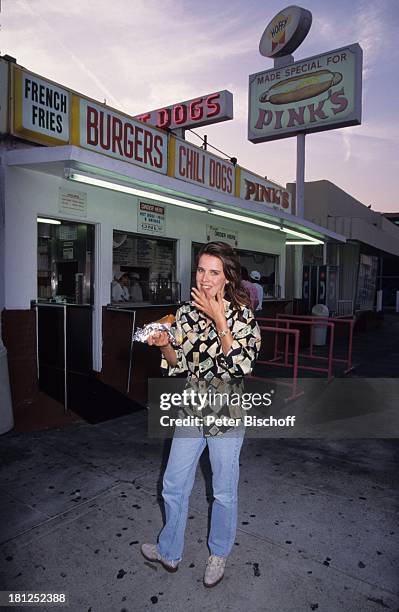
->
xmin=1 ymin=409 xmax=398 ymax=612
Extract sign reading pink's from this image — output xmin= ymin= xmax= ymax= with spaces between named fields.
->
xmin=248 ymin=44 xmax=362 ymax=143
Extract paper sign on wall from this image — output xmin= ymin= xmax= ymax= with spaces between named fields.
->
xmin=206 ymin=225 xmax=238 ymax=247
xmin=138 ymin=201 xmax=165 ymax=235
xmin=59 ymin=188 xmax=87 ymax=217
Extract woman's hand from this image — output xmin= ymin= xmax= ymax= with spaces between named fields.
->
xmin=191 ymin=287 xmax=226 ymax=328
xmin=148 ymin=330 xmax=178 ymax=367
xmin=147 ymin=330 xmax=170 ymax=347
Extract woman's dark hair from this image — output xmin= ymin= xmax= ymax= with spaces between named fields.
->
xmin=196 ymin=242 xmax=251 ymax=309
xmin=241 ymin=266 xmax=249 ymax=281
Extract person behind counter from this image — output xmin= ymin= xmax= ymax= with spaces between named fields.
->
xmin=141 ymin=241 xmax=261 ymax=588
xmin=112 ymin=273 xmax=130 ymax=302
xmin=249 ymin=270 xmax=264 ymax=312
xmin=241 ymin=266 xmax=259 ymax=312
xmin=130 ymin=272 xmax=143 ymax=302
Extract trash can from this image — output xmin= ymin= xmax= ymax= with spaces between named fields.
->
xmin=311 ymin=304 xmax=329 ymax=346
xmin=0 ymin=340 xmax=14 ymax=434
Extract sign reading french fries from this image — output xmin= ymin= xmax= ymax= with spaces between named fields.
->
xmin=248 ymin=43 xmax=362 ymax=143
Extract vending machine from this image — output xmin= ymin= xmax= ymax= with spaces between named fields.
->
xmin=302 ymin=265 xmax=339 ymax=314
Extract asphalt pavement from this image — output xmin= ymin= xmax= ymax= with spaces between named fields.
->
xmin=0 ymin=316 xmax=399 ymax=612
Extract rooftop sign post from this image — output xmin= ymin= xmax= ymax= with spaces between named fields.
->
xmin=248 ymin=5 xmax=362 ymax=218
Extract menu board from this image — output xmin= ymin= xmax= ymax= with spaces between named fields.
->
xmin=113 ymin=234 xmax=175 ymax=279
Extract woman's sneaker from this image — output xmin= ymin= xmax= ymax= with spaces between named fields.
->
xmin=140 ymin=543 xmax=179 ymax=573
xmin=203 ymin=554 xmax=227 ymax=587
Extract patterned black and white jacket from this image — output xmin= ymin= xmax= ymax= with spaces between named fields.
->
xmin=161 ymin=299 xmax=261 ymax=436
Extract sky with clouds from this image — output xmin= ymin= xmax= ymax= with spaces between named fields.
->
xmin=1 ymin=0 xmax=398 ymax=212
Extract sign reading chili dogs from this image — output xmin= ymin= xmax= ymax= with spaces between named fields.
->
xmin=248 ymin=43 xmax=362 ymax=143
xmin=173 ymin=139 xmax=235 ymax=195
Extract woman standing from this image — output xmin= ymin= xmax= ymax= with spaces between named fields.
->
xmin=141 ymin=242 xmax=261 ymax=587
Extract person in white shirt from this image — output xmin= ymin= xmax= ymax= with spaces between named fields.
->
xmin=249 ymin=270 xmax=264 ymax=311
xmin=112 ymin=273 xmax=130 ymax=302
xmin=130 ymin=272 xmax=143 ymax=302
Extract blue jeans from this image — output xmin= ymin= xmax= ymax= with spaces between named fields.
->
xmin=156 ymin=424 xmax=245 ymax=563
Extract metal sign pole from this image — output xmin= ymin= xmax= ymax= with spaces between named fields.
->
xmin=296 ymin=133 xmax=305 ymax=217
xmin=273 ymin=54 xmax=305 ymax=219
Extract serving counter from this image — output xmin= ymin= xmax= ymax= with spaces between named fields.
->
xmin=99 ymin=303 xmax=180 ymax=405
xmin=99 ymin=298 xmax=293 ymax=405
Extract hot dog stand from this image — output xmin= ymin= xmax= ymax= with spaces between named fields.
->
xmin=0 ymin=56 xmax=345 ymax=418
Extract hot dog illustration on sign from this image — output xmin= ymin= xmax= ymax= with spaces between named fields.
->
xmin=259 ymin=70 xmax=342 ymax=105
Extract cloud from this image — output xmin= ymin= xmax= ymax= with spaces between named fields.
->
xmin=2 ymin=0 xmax=259 ymax=115
xmin=354 ymin=1 xmax=385 ymax=80
xmin=1 ymin=0 xmax=398 ymax=211
xmin=342 ymin=132 xmax=352 ymax=162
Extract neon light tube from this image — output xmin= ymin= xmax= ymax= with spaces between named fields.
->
xmin=68 ymin=173 xmax=209 ymax=212
xmin=37 ymin=217 xmax=61 ymax=225
xmin=209 ymin=208 xmax=280 ymax=230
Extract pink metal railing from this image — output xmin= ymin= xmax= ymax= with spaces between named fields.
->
xmin=247 ymin=325 xmax=304 ymax=402
xmin=276 ymin=313 xmax=356 ymax=374
xmin=256 ymin=317 xmax=335 ymax=381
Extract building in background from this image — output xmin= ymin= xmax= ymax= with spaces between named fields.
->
xmin=286 ymin=181 xmax=399 ymax=315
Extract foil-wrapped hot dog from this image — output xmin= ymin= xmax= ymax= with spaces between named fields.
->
xmin=132 ymin=314 xmax=177 ymax=344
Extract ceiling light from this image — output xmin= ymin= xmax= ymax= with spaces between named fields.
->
xmin=68 ymin=172 xmax=208 ymax=212
xmin=37 ymin=217 xmax=61 ymax=225
xmin=281 ymin=227 xmax=323 ymax=243
xmin=209 ymin=208 xmax=280 ymax=230
xmin=286 ymin=240 xmax=324 ymax=245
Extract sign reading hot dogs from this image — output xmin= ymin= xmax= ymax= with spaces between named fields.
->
xmin=248 ymin=44 xmax=362 ymax=143
xmin=134 ymin=90 xmax=233 ymax=131
xmin=79 ymin=99 xmax=168 ymax=174
xmin=173 ymin=139 xmax=235 ymax=195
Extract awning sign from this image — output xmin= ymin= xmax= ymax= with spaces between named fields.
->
xmin=239 ymin=168 xmax=292 ymax=213
xmin=138 ymin=201 xmax=166 ymax=235
xmin=78 ymin=98 xmax=168 ymax=174
xmin=12 ymin=66 xmax=70 ymax=144
xmin=135 ymin=90 xmax=233 ymax=131
xmin=0 ymin=59 xmax=9 ymax=134
xmin=173 ymin=139 xmax=235 ymax=195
